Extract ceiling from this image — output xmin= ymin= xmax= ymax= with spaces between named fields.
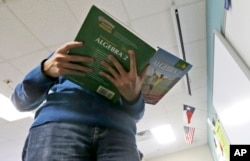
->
xmin=0 ymin=0 xmax=207 ymax=160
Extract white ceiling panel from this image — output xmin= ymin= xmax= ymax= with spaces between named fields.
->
xmin=6 ymin=0 xmax=80 ymax=46
xmin=0 ymin=5 xmax=44 ymax=59
xmin=159 ymin=87 xmax=207 ymax=108
xmin=65 ymin=0 xmax=130 ymax=25
xmin=177 ymin=0 xmax=206 ymax=43
xmin=0 ymin=118 xmax=8 ymax=126
xmin=93 ymin=0 xmax=130 ymax=25
xmin=0 ymin=62 xmax=24 ymax=96
xmin=122 ymin=0 xmax=172 ymax=20
xmin=0 ymin=56 xmax=4 ymax=63
xmin=12 ymin=117 xmax=33 ymax=129
xmin=189 ymin=66 xmax=207 ymax=89
xmin=9 ymin=48 xmax=49 ymax=75
xmin=0 ymin=139 xmax=24 ymax=161
xmin=64 ymin=0 xmax=94 ymax=23
xmin=174 ymin=0 xmax=205 ymax=6
xmin=0 ymin=123 xmax=28 ymax=141
xmin=185 ymin=39 xmax=207 ymax=68
xmin=131 ymin=10 xmax=177 ymax=49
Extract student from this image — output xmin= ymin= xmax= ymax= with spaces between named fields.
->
xmin=11 ymin=41 xmax=148 ymax=161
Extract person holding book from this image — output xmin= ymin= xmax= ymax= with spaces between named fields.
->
xmin=11 ymin=41 xmax=148 ymax=161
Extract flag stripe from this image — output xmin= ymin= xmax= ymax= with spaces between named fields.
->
xmin=184 ymin=126 xmax=195 ymax=144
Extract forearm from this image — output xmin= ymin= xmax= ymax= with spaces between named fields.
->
xmin=11 ymin=62 xmax=56 ymax=111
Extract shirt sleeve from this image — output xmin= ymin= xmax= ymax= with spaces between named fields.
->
xmin=121 ymin=93 xmax=145 ymax=123
xmin=11 ymin=58 xmax=57 ymax=112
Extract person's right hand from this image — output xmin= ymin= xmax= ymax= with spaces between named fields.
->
xmin=42 ymin=41 xmax=94 ymax=78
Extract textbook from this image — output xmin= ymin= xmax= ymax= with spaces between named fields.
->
xmin=141 ymin=48 xmax=192 ymax=104
xmin=65 ymin=5 xmax=192 ymax=104
xmin=65 ymin=5 xmax=156 ymax=103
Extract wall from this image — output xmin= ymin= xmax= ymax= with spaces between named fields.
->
xmin=225 ymin=0 xmax=250 ymax=68
xmin=206 ymin=0 xmax=225 ymax=161
xmin=207 ymin=0 xmax=250 ymax=161
xmin=149 ymin=145 xmax=213 ymax=161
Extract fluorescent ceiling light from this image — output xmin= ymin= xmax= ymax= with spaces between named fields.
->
xmin=0 ymin=93 xmax=33 ymax=121
xmin=151 ymin=124 xmax=176 ymax=144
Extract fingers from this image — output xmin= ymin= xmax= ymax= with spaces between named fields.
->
xmin=100 ymin=60 xmax=120 ymax=79
xmin=56 ymin=41 xmax=83 ymax=54
xmin=99 ymin=50 xmax=138 ymax=79
xmin=44 ymin=41 xmax=95 ymax=78
xmin=128 ymin=50 xmax=137 ymax=75
xmin=66 ymin=54 xmax=94 ymax=64
xmin=107 ymin=55 xmax=126 ymax=75
xmin=62 ymin=62 xmax=93 ymax=73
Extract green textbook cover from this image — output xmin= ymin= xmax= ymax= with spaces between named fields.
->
xmin=65 ymin=5 xmax=156 ymax=103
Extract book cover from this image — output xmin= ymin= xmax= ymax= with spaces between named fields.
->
xmin=141 ymin=48 xmax=192 ymax=105
xmin=65 ymin=5 xmax=156 ymax=103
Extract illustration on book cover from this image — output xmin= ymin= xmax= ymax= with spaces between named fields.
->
xmin=141 ymin=48 xmax=192 ymax=105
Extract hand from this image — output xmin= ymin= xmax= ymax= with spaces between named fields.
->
xmin=43 ymin=41 xmax=94 ymax=78
xmin=99 ymin=50 xmax=148 ymax=103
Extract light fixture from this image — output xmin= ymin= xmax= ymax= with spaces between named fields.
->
xmin=151 ymin=124 xmax=176 ymax=144
xmin=0 ymin=93 xmax=33 ymax=121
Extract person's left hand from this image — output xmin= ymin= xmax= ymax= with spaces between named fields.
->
xmin=99 ymin=50 xmax=148 ymax=103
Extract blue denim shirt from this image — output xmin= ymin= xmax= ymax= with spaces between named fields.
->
xmin=11 ymin=59 xmax=145 ymax=136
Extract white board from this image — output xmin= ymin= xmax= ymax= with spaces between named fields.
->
xmin=213 ymin=29 xmax=250 ymax=144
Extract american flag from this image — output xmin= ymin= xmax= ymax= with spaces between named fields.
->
xmin=184 ymin=126 xmax=195 ymax=144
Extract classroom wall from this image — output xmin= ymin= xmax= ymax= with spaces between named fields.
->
xmin=206 ymin=0 xmax=225 ymax=161
xmin=225 ymin=0 xmax=250 ymax=68
xmin=207 ymin=0 xmax=250 ymax=161
xmin=148 ymin=145 xmax=213 ymax=161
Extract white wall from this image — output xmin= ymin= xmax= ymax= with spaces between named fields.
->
xmin=148 ymin=145 xmax=213 ymax=161
xmin=225 ymin=0 xmax=250 ymax=68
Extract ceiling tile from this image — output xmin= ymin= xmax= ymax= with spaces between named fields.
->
xmin=177 ymin=1 xmax=206 ymax=43
xmin=0 ymin=5 xmax=44 ymax=59
xmin=0 ymin=56 xmax=4 ymax=63
xmin=12 ymin=117 xmax=33 ymax=129
xmin=92 ymin=0 xmax=129 ymax=25
xmin=0 ymin=118 xmax=8 ymax=126
xmin=6 ymin=0 xmax=80 ymax=46
xmin=131 ymin=10 xmax=177 ymax=49
xmin=122 ymin=0 xmax=172 ymax=20
xmin=189 ymin=66 xmax=207 ymax=89
xmin=64 ymin=0 xmax=94 ymax=23
xmin=0 ymin=123 xmax=28 ymax=141
xmin=0 ymin=62 xmax=24 ymax=96
xmin=65 ymin=0 xmax=128 ymax=25
xmin=185 ymin=39 xmax=207 ymax=68
xmin=0 ymin=139 xmax=24 ymax=159
xmin=158 ymin=87 xmax=207 ymax=111
xmin=174 ymin=0 xmax=205 ymax=6
xmin=9 ymin=48 xmax=49 ymax=74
